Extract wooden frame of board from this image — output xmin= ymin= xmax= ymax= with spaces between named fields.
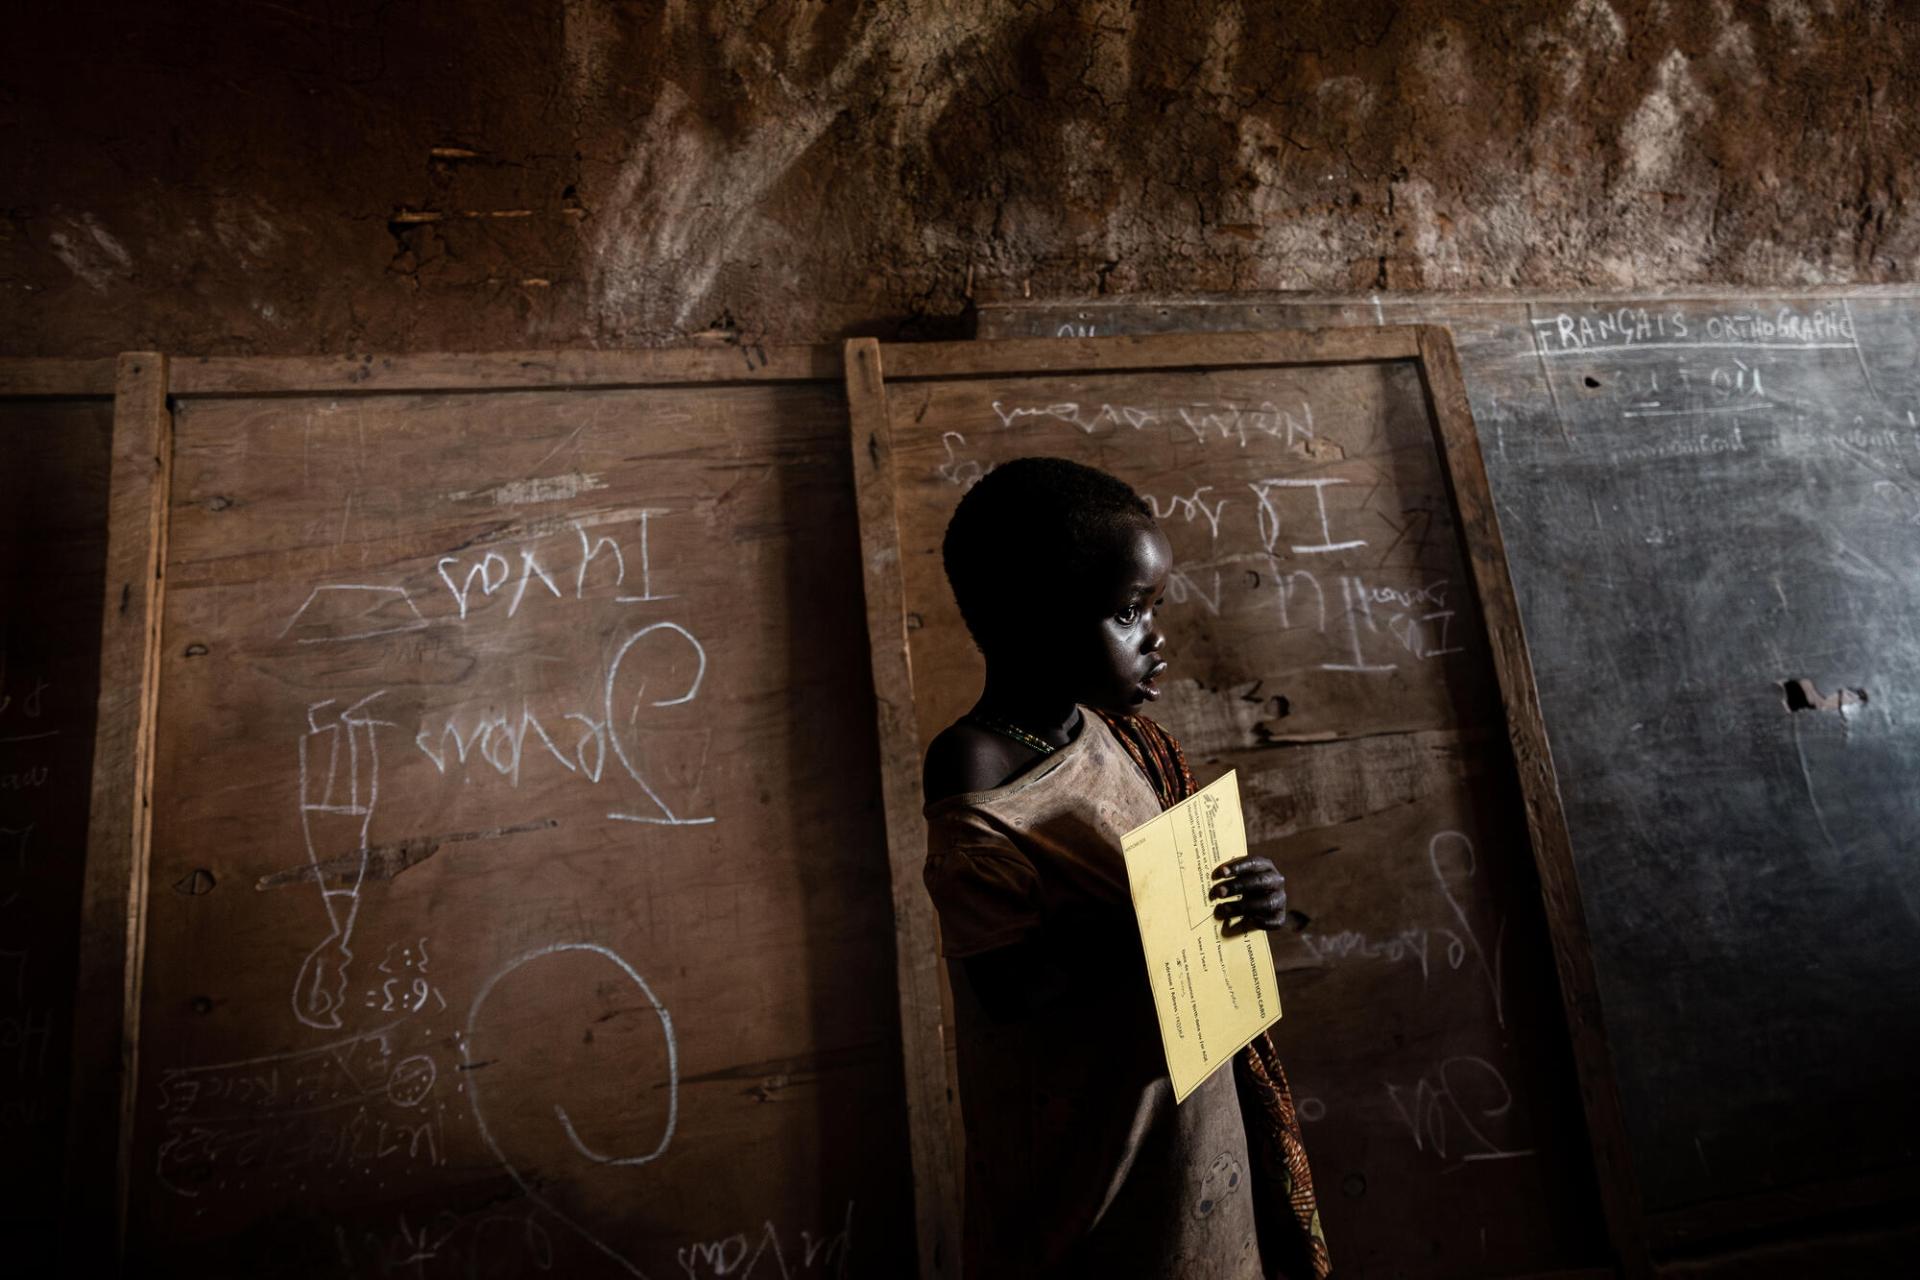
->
xmin=61 ymin=343 xmax=857 ymax=1264
xmin=0 ymin=355 xmax=158 ymax=1261
xmin=845 ymin=327 xmax=1650 ymax=1279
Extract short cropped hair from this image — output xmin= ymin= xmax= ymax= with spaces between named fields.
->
xmin=941 ymin=456 xmax=1154 ymax=652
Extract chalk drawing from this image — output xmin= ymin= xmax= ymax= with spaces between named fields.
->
xmin=292 ymin=692 xmax=394 ymax=1030
xmin=281 ymin=585 xmax=429 ymax=644
xmin=464 ymin=942 xmax=679 ymax=1278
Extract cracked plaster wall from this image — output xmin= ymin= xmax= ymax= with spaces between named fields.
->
xmin=3 ymin=0 xmax=1914 ymax=356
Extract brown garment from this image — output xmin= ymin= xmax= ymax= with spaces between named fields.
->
xmin=924 ymin=711 xmax=1264 ymax=1279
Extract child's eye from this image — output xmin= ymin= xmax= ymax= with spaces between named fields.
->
xmin=1116 ymin=606 xmax=1141 ymax=626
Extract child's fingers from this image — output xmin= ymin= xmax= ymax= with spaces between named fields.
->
xmin=1214 ymin=890 xmax=1285 ymax=921
xmin=1212 ymin=855 xmax=1270 ymax=878
xmin=1209 ymin=869 xmax=1285 ymax=900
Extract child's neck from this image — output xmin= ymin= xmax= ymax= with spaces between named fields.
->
xmin=974 ymin=668 xmax=1082 ymax=741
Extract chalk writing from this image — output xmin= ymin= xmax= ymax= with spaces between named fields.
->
xmin=1144 ymin=486 xmax=1229 ymax=541
xmin=1608 ymin=425 xmax=1747 ymax=466
xmin=155 ymin=1019 xmax=452 ymax=1198
xmin=1300 ymin=831 xmax=1505 ymax=1026
xmin=1384 ymin=1056 xmax=1534 ymax=1170
xmin=414 ymin=620 xmax=713 ymax=826
xmin=677 ymin=1202 xmax=855 ymax=1279
xmin=936 ymin=432 xmax=983 ymax=488
xmin=332 ymin=1205 xmax=556 ymax=1276
xmin=988 ymin=398 xmax=1316 ymax=450
xmin=1533 ymin=303 xmax=1858 ymax=356
xmin=1249 ymin=478 xmax=1365 ymax=556
xmin=436 ymin=513 xmax=673 ymax=621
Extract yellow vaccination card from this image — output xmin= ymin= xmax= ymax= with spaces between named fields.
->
xmin=1121 ymin=769 xmax=1282 ymax=1103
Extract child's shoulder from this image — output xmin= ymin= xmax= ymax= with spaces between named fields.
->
xmin=922 ymin=718 xmax=1033 ymax=807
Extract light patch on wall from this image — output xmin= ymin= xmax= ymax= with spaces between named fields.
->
xmin=587 ymin=4 xmax=1020 ymax=337
xmin=1411 ymin=23 xmax=1471 ymax=107
xmin=1711 ymin=0 xmax=1758 ymax=68
xmin=1620 ymin=49 xmax=1709 ymax=187
xmin=1196 ymin=1 xmax=1244 ymax=103
xmin=47 ymin=213 xmax=131 ymax=293
xmin=562 ymin=0 xmax=619 ymax=106
xmin=1767 ymin=0 xmax=1816 ymax=47
xmin=1527 ymin=0 xmax=1628 ymax=98
xmin=1078 ymin=0 xmax=1138 ymax=107
xmin=213 ymin=196 xmax=282 ymax=261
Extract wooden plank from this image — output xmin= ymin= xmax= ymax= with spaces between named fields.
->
xmin=168 ymin=344 xmax=841 ymax=396
xmin=123 ymin=358 xmax=912 ymax=1273
xmin=1413 ymin=326 xmax=1650 ymax=1278
xmin=884 ymin=326 xmax=1421 ymax=380
xmin=0 ymin=358 xmax=118 ymax=399
xmin=64 ymin=352 xmax=171 ymax=1261
xmin=974 ymin=283 xmax=1920 ymax=333
xmin=858 ymin=328 xmax=1617 ymax=1277
xmin=844 ymin=338 xmax=960 ymax=1280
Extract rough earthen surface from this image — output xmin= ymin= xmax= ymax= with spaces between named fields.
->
xmin=4 ymin=0 xmax=1914 ymax=356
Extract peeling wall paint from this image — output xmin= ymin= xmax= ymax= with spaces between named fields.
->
xmin=3 ymin=0 xmax=1914 ymax=355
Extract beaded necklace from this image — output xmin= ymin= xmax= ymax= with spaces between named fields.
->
xmin=964 ymin=709 xmax=1075 ymax=757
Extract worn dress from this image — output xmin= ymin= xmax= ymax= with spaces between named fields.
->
xmin=923 ymin=709 xmax=1330 ymax=1279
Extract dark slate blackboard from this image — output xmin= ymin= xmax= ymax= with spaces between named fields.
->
xmin=981 ymin=292 xmax=1920 ymax=1226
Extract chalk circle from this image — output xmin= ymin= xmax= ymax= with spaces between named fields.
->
xmin=464 ymin=942 xmax=679 ymax=1168
xmin=386 ymin=1054 xmax=438 ymax=1108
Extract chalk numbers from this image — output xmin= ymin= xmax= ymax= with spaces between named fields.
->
xmin=362 ymin=939 xmax=446 ymax=1015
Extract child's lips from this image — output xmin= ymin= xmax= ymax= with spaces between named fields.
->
xmin=1139 ymin=659 xmax=1169 ymax=698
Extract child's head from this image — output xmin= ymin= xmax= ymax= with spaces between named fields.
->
xmin=941 ymin=456 xmax=1173 ymax=712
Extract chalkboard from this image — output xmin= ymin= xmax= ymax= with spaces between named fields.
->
xmin=87 ymin=349 xmax=914 ymax=1276
xmin=0 ymin=360 xmax=116 ymax=1270
xmin=848 ymin=331 xmax=1632 ymax=1279
xmin=980 ymin=292 xmax=1920 ymax=1249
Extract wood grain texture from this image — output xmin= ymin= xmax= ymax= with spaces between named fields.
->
xmin=169 ymin=345 xmax=840 ymax=396
xmin=64 ymin=353 xmax=171 ymax=1263
xmin=0 ymin=358 xmax=117 ymax=398
xmin=0 ymin=372 xmax=117 ymax=1268
xmin=1414 ymin=326 xmax=1649 ymax=1278
xmin=883 ymin=327 xmax=1421 ymax=380
xmin=845 ymin=338 xmax=961 ymax=1280
xmin=117 ymin=349 xmax=913 ymax=1276
xmin=858 ymin=329 xmax=1611 ymax=1278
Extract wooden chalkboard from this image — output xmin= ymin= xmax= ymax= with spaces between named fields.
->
xmin=980 ymin=292 xmax=1920 ymax=1255
xmin=0 ymin=360 xmax=117 ymax=1270
xmin=847 ymin=330 xmax=1637 ymax=1279
xmin=81 ymin=349 xmax=915 ymax=1276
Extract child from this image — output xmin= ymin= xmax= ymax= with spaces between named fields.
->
xmin=922 ymin=457 xmax=1329 ymax=1279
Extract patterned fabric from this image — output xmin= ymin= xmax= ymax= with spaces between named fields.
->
xmin=1090 ymin=708 xmax=1334 ymax=1280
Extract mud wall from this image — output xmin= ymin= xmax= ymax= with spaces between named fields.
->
xmin=4 ymin=1 xmax=1916 ymax=353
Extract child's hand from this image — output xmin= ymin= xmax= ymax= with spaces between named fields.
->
xmin=1209 ymin=856 xmax=1289 ymax=935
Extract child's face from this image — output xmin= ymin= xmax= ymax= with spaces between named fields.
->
xmin=1058 ymin=519 xmax=1174 ymax=714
